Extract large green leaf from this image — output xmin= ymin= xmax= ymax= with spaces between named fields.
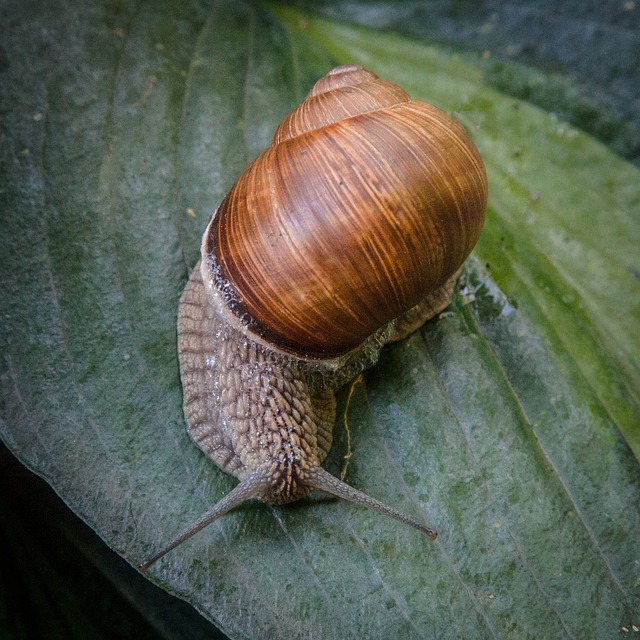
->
xmin=1 ymin=1 xmax=638 ymax=638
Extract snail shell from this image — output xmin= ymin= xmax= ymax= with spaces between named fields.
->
xmin=140 ymin=65 xmax=487 ymax=570
xmin=205 ymin=65 xmax=486 ymax=357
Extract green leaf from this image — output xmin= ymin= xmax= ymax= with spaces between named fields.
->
xmin=1 ymin=1 xmax=638 ymax=639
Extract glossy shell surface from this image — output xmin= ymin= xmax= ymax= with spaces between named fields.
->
xmin=205 ymin=65 xmax=487 ymax=357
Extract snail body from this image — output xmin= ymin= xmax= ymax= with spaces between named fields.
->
xmin=140 ymin=65 xmax=487 ymax=570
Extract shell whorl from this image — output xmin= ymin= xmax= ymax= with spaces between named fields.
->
xmin=272 ymin=65 xmax=411 ymax=143
xmin=204 ymin=65 xmax=487 ymax=358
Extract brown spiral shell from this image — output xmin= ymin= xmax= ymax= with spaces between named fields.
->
xmin=204 ymin=65 xmax=487 ymax=357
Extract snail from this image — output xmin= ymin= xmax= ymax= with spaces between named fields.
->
xmin=139 ymin=65 xmax=487 ymax=570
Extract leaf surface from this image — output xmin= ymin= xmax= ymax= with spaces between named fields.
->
xmin=1 ymin=2 xmax=638 ymax=638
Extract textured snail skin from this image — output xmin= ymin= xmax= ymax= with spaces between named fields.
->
xmin=179 ymin=261 xmax=459 ymax=504
xmin=139 ymin=65 xmax=486 ymax=570
xmin=179 ymin=265 xmax=336 ymax=506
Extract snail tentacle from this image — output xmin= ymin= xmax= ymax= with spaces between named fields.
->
xmin=306 ymin=466 xmax=437 ymax=539
xmin=139 ymin=471 xmax=270 ymax=571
